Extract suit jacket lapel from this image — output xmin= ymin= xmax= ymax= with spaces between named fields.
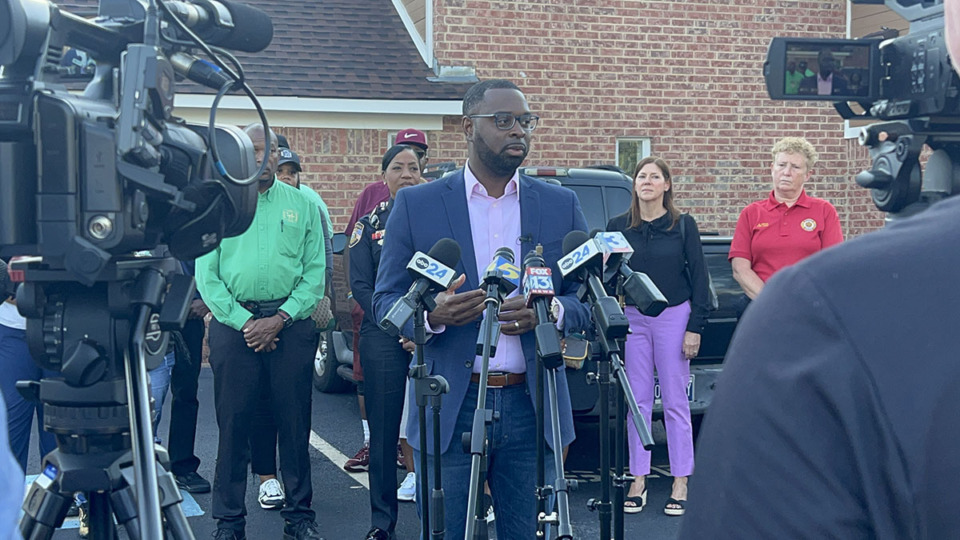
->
xmin=519 ymin=175 xmax=541 ymax=260
xmin=442 ymin=171 xmax=479 ymax=290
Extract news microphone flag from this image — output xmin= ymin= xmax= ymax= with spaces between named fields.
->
xmin=523 ymin=266 xmax=554 ymax=308
xmin=405 ymin=251 xmax=457 ymax=290
xmin=558 ymin=233 xmax=603 ymax=280
xmin=483 ymin=249 xmax=521 ymax=290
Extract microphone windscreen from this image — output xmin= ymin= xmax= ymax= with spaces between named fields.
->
xmin=493 ymin=246 xmax=515 ymax=264
xmin=562 ymin=230 xmax=589 ymax=256
xmin=428 ymin=238 xmax=461 ymax=269
xmin=589 ymin=228 xmax=603 ymax=238
xmin=218 ymin=0 xmax=275 ymax=53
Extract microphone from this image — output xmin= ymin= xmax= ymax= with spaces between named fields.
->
xmin=170 ymin=52 xmax=232 ymax=90
xmin=522 ymin=246 xmax=563 ymax=368
xmin=594 ymin=231 xmax=668 ymax=316
xmin=481 ymin=247 xmax=520 ymax=301
xmin=476 ymin=247 xmax=520 ymax=357
xmin=559 ymin=230 xmax=629 ymax=342
xmin=165 ymin=0 xmax=275 ymax=53
xmin=558 ymin=230 xmax=604 ymax=282
xmin=379 ymin=238 xmax=461 ymax=337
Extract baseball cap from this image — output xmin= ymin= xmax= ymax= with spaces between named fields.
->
xmin=278 ymin=148 xmax=301 ymax=172
xmin=395 ymin=128 xmax=428 ymax=150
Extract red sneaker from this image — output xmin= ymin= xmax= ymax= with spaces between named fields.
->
xmin=344 ymin=444 xmax=370 ymax=473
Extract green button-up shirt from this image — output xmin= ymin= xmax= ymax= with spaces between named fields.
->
xmin=196 ymin=179 xmax=326 ymax=330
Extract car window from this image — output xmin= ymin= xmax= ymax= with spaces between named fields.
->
xmin=704 ymin=252 xmax=743 ymax=316
xmin=566 ymin=185 xmax=606 ymax=231
xmin=604 ymin=184 xmax=632 ymax=222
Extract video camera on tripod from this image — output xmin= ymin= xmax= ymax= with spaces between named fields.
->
xmin=0 ymin=0 xmax=273 ymax=537
xmin=763 ymin=0 xmax=960 ymax=218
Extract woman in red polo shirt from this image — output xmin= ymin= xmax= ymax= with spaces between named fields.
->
xmin=606 ymin=156 xmax=711 ymax=517
xmin=730 ymin=137 xmax=844 ymax=300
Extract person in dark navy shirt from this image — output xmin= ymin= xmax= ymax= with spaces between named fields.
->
xmin=606 ymin=156 xmax=710 ymax=516
xmin=680 ymin=6 xmax=960 ymax=534
xmin=351 ymin=145 xmax=421 ymax=540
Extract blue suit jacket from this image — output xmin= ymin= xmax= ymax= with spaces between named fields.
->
xmin=373 ymin=169 xmax=590 ymax=454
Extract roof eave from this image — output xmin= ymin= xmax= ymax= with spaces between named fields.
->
xmin=172 ymin=95 xmax=463 ymax=128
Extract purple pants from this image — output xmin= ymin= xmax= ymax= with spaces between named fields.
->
xmin=623 ymin=303 xmax=695 ymax=478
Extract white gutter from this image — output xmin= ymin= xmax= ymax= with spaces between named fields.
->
xmin=172 ymin=95 xmax=462 ymax=129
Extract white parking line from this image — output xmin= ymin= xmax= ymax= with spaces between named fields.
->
xmin=309 ymin=430 xmax=369 ymax=490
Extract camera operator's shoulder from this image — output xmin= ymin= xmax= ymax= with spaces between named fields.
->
xmin=794 ymin=196 xmax=960 ymax=296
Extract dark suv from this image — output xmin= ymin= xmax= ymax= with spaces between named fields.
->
xmin=313 ymin=166 xmax=743 ymax=427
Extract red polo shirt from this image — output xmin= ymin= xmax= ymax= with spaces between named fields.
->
xmin=729 ymin=190 xmax=843 ymax=282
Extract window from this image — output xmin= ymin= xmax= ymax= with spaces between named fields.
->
xmin=566 ymin=185 xmax=607 ymax=232
xmin=616 ymin=138 xmax=651 ymax=175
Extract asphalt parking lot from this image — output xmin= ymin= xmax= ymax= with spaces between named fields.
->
xmin=27 ymin=366 xmax=685 ymax=539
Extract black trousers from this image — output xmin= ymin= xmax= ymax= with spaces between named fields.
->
xmin=360 ymin=327 xmax=411 ymax=534
xmin=209 ymin=317 xmax=316 ymax=530
xmin=249 ymin=366 xmax=278 ymax=476
xmin=167 ymin=317 xmax=204 ymax=476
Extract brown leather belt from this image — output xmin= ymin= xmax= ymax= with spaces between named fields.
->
xmin=470 ymin=372 xmax=526 ymax=388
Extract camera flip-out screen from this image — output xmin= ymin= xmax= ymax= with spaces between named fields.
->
xmin=765 ymin=38 xmax=880 ymax=102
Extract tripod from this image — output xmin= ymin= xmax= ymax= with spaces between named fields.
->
xmin=584 ymin=280 xmax=654 ymax=540
xmin=533 ymin=311 xmax=575 ymax=540
xmin=14 ymin=258 xmax=196 ymax=540
xmin=409 ymin=305 xmax=449 ymax=540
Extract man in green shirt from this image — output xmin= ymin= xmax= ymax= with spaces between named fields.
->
xmin=196 ymin=124 xmax=326 ymax=540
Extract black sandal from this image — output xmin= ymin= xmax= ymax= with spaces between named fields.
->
xmin=623 ymin=489 xmax=647 ymax=514
xmin=664 ymin=497 xmax=686 ymax=516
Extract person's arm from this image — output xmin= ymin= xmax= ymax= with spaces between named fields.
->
xmin=279 ymin=202 xmax=325 ymax=321
xmin=821 ymin=202 xmax=844 ymax=249
xmin=729 ymin=206 xmax=764 ymax=299
xmin=553 ymin=193 xmax=591 ymax=334
xmin=318 ymin=207 xmax=334 ymax=291
xmin=678 ymin=268 xmax=911 ymax=539
xmin=194 ymin=248 xmax=253 ymax=331
xmin=348 ymin=221 xmax=376 ymax=316
xmin=731 ymin=257 xmax=764 ymax=299
xmin=682 ymin=214 xmax=710 ymax=333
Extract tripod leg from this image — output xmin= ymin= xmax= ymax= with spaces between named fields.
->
xmin=87 ymin=492 xmax=118 ymax=540
xmin=19 ymin=477 xmax=72 ymax=540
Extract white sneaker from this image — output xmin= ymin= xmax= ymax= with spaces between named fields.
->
xmin=258 ymin=478 xmax=284 ymax=510
xmin=397 ymin=472 xmax=416 ymax=502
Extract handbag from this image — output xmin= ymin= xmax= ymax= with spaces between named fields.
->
xmin=309 ymin=295 xmax=334 ymax=330
xmin=562 ymin=334 xmax=591 ymax=370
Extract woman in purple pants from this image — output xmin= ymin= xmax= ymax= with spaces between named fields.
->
xmin=605 ymin=156 xmax=710 ymax=517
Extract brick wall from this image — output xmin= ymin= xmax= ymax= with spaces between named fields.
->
xmin=282 ymin=0 xmax=886 ymax=244
xmin=430 ymin=0 xmax=886 ymax=236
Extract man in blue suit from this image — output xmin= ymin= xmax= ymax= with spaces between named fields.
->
xmin=372 ymin=79 xmax=590 ymax=540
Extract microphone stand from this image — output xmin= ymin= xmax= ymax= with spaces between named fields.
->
xmin=582 ymin=274 xmax=654 ymax=540
xmin=533 ymin=301 xmax=574 ymax=539
xmin=409 ymin=296 xmax=450 ymax=540
xmin=464 ymin=290 xmax=501 ymax=540
xmin=612 ymin=278 xmax=630 ymax=540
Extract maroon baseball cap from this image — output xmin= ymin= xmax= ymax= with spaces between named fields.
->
xmin=395 ymin=128 xmax=428 ymax=150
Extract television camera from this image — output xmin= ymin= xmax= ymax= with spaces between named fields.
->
xmin=0 ymin=0 xmax=273 ymax=537
xmin=764 ymin=0 xmax=960 ymax=218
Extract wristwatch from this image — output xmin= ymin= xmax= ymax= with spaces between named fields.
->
xmin=278 ymin=310 xmax=294 ymax=329
xmin=549 ymin=298 xmax=561 ymax=323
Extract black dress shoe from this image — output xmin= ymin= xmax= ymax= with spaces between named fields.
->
xmin=175 ymin=471 xmax=212 ymax=493
xmin=212 ymin=528 xmax=245 ymax=540
xmin=283 ymin=520 xmax=324 ymax=540
xmin=364 ymin=528 xmax=390 ymax=540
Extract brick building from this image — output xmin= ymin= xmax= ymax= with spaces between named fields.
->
xmin=61 ymin=0 xmax=898 ymax=237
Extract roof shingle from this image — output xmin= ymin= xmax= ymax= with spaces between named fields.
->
xmin=59 ymin=0 xmax=471 ymax=100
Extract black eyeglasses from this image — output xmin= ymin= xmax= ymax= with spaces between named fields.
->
xmin=468 ymin=113 xmax=539 ymax=132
